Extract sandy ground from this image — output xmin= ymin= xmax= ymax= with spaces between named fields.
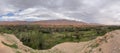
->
xmin=52 ymin=42 xmax=89 ymax=53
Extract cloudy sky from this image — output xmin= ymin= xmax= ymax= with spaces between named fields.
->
xmin=0 ymin=0 xmax=120 ymax=25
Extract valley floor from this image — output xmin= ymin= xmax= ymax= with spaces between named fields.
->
xmin=0 ymin=30 xmax=120 ymax=53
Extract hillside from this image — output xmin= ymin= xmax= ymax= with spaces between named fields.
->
xmin=52 ymin=30 xmax=120 ymax=53
xmin=0 ymin=30 xmax=120 ymax=53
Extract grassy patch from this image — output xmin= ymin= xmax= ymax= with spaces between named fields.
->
xmin=90 ymin=43 xmax=99 ymax=48
xmin=2 ymin=41 xmax=18 ymax=49
xmin=16 ymin=51 xmax=21 ymax=53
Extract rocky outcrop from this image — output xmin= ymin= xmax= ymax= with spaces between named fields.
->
xmin=52 ymin=30 xmax=120 ymax=53
xmin=0 ymin=34 xmax=35 ymax=53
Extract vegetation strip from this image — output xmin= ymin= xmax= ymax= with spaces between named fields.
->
xmin=0 ymin=25 xmax=120 ymax=50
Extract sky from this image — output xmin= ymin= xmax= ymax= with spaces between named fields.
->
xmin=0 ymin=0 xmax=120 ymax=25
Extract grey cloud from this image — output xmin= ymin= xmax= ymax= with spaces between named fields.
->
xmin=1 ymin=0 xmax=120 ymax=25
xmin=6 ymin=0 xmax=82 ymax=10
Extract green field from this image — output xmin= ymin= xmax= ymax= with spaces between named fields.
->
xmin=0 ymin=25 xmax=120 ymax=50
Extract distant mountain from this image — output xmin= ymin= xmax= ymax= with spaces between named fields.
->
xmin=31 ymin=19 xmax=89 ymax=25
xmin=0 ymin=21 xmax=28 ymax=25
xmin=0 ymin=19 xmax=99 ymax=27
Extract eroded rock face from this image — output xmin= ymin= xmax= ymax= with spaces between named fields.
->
xmin=0 ymin=30 xmax=120 ymax=53
xmin=96 ymin=30 xmax=120 ymax=53
xmin=0 ymin=34 xmax=34 ymax=53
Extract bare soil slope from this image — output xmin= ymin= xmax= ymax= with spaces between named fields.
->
xmin=51 ymin=30 xmax=120 ymax=53
xmin=0 ymin=34 xmax=34 ymax=53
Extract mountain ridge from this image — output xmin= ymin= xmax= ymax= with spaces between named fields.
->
xmin=0 ymin=19 xmax=99 ymax=26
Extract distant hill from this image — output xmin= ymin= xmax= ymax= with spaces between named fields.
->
xmin=0 ymin=19 xmax=100 ymax=27
xmin=0 ymin=21 xmax=28 ymax=25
